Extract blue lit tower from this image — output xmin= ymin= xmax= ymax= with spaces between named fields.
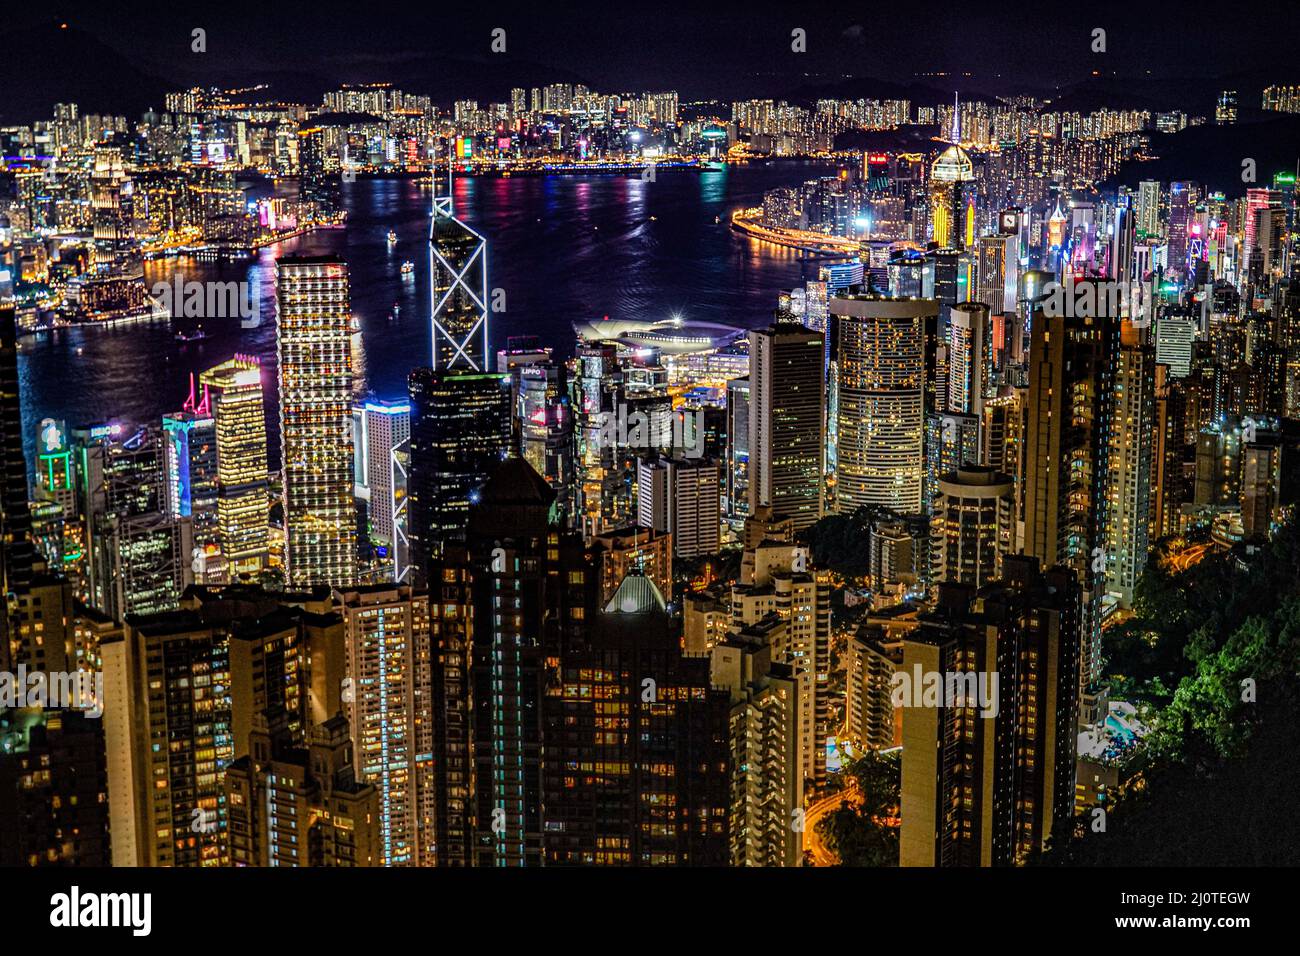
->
xmin=429 ymin=144 xmax=489 ymax=370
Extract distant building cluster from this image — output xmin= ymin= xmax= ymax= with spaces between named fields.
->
xmin=2 ymin=67 xmax=1299 ymax=870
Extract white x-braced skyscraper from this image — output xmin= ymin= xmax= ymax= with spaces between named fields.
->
xmin=428 ymin=150 xmax=489 ymax=370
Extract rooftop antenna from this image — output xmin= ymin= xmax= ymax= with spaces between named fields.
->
xmin=952 ymin=90 xmax=961 ymax=144
xmin=430 ymin=135 xmax=453 ymax=219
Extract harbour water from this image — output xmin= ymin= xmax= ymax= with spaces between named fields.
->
xmin=17 ymin=162 xmax=835 ymax=472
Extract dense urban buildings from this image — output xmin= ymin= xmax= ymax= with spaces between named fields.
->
xmin=2 ymin=9 xmax=1298 ymax=897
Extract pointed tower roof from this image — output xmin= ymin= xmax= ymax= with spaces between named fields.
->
xmin=603 ymin=568 xmax=667 ymax=615
xmin=479 ymin=455 xmax=556 ymax=507
xmin=931 ymin=91 xmax=974 ymax=183
xmin=467 ymin=456 xmax=557 ymax=538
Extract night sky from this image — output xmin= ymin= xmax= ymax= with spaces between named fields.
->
xmin=3 ymin=0 xmax=1294 ymax=108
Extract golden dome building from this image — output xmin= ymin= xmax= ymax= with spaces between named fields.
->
xmin=929 ymin=100 xmax=976 ymax=251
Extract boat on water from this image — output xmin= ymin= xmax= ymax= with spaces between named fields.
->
xmin=387 ymin=229 xmax=397 ymax=244
xmin=175 ymin=326 xmax=207 ymax=343
xmin=400 ymin=261 xmax=414 ymax=277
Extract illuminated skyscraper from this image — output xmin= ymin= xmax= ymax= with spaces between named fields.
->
xmin=276 ymin=256 xmax=356 ymax=588
xmin=429 ymin=159 xmax=488 ymax=370
xmin=507 ymin=360 xmax=573 ymax=520
xmin=0 ymin=304 xmax=34 ymax=633
xmin=725 ymin=376 xmax=750 ymax=520
xmin=1023 ymin=283 xmax=1119 ymax=707
xmin=975 ymin=234 xmax=1017 ymax=314
xmin=351 ymin=399 xmax=411 ymax=550
xmin=337 ymin=584 xmax=435 ymax=867
xmin=1242 ymin=188 xmax=1277 ymax=277
xmin=1106 ymin=341 xmax=1156 ymax=608
xmin=1166 ymin=182 xmax=1196 ymax=279
xmin=747 ymin=321 xmax=825 ymax=532
xmin=947 ymin=301 xmax=992 ymax=415
xmin=75 ymin=424 xmax=194 ymax=620
xmin=200 ymin=356 xmax=269 ymax=579
xmin=162 ymin=380 xmax=218 ymax=556
xmin=1136 ymin=180 xmax=1161 ymax=240
xmin=831 ymin=295 xmax=939 ymax=515
xmin=297 ymin=126 xmax=339 ymax=217
xmin=929 ymin=103 xmax=974 ymax=251
xmin=406 ymin=369 xmax=512 ymax=575
xmin=1155 ymin=314 xmax=1196 ymax=377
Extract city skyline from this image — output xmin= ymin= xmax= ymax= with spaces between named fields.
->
xmin=1 ymin=9 xmax=1297 ymax=939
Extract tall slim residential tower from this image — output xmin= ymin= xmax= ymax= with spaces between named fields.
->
xmin=730 ymin=540 xmax=831 ymax=790
xmin=831 ymin=294 xmax=940 ymax=515
xmin=200 ymin=356 xmax=269 ymax=579
xmin=337 ymin=584 xmax=435 ymax=867
xmin=352 ymin=399 xmax=411 ymax=550
xmin=276 ymin=256 xmax=357 ymax=588
xmin=1106 ymin=339 xmax=1156 ymax=608
xmin=947 ymin=302 xmax=991 ymax=415
xmin=0 ymin=305 xmax=34 ymax=633
xmin=1023 ymin=283 xmax=1119 ymax=705
xmin=747 ymin=321 xmax=825 ymax=532
xmin=725 ymin=377 xmax=750 ymax=520
xmin=710 ymin=629 xmax=801 ymax=867
xmin=429 ymin=159 xmax=489 ymax=370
